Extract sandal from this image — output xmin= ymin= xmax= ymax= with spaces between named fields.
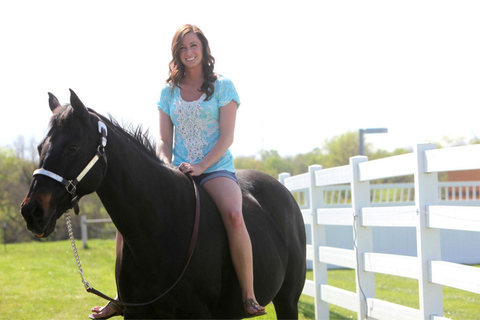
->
xmin=244 ymin=299 xmax=267 ymax=318
xmin=88 ymin=300 xmax=124 ymax=320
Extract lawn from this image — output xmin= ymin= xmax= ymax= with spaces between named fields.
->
xmin=0 ymin=239 xmax=314 ymax=320
xmin=0 ymin=240 xmax=479 ymax=319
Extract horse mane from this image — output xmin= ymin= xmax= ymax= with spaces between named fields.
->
xmin=50 ymin=104 xmax=165 ymax=166
xmin=88 ymin=108 xmax=164 ymax=165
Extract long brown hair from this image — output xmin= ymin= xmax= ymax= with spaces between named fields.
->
xmin=167 ymin=24 xmax=217 ymax=101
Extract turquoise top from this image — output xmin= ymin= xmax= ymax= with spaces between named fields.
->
xmin=157 ymin=75 xmax=240 ymax=173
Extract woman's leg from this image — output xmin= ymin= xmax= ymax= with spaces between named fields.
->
xmin=89 ymin=231 xmax=123 ymax=319
xmin=202 ymin=177 xmax=265 ymax=315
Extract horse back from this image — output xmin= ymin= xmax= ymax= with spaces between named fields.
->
xmin=238 ymin=169 xmax=305 ymax=239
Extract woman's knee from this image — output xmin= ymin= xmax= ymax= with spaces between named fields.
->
xmin=222 ymin=208 xmax=245 ymax=231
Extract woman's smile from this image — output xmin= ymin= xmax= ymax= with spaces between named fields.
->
xmin=180 ymin=32 xmax=203 ymax=69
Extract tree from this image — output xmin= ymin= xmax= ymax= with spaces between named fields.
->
xmin=0 ymin=147 xmax=32 ymax=242
xmin=320 ymin=131 xmax=359 ymax=167
xmin=0 ymin=136 xmax=112 ymax=244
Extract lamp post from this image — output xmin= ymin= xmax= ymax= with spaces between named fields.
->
xmin=359 ymin=128 xmax=388 ymax=155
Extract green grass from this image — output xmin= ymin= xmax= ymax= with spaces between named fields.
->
xmin=0 ymin=240 xmax=117 ymax=320
xmin=0 ymin=240 xmax=312 ymax=320
xmin=1 ymin=240 xmax=479 ymax=319
xmin=316 ymin=267 xmax=480 ymax=320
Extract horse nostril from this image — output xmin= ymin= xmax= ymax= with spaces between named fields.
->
xmin=33 ymin=204 xmax=45 ymax=218
xmin=21 ymin=200 xmax=44 ymax=221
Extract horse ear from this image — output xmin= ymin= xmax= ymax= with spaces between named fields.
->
xmin=48 ymin=92 xmax=62 ymax=113
xmin=69 ymin=89 xmax=90 ymax=122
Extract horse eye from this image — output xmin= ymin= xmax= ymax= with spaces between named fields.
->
xmin=37 ymin=140 xmax=46 ymax=155
xmin=66 ymin=145 xmax=80 ymax=154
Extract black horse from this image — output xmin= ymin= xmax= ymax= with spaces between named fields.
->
xmin=20 ymin=90 xmax=306 ymax=319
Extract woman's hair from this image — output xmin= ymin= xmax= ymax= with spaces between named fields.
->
xmin=167 ymin=24 xmax=217 ymax=101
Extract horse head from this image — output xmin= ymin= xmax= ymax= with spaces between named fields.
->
xmin=21 ymin=90 xmax=108 ymax=238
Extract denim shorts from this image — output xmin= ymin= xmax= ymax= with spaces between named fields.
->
xmin=192 ymin=170 xmax=239 ymax=186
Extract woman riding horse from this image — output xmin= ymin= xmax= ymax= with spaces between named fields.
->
xmin=20 ymin=30 xmax=306 ymax=320
xmin=91 ymin=24 xmax=265 ymax=319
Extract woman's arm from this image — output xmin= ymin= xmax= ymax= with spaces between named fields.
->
xmin=157 ymin=109 xmax=174 ymax=165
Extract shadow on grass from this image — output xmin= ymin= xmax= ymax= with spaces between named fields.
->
xmin=298 ymin=299 xmax=315 ymax=319
xmin=330 ymin=311 xmax=354 ymax=319
xmin=299 ymin=299 xmax=353 ymax=319
xmin=298 ymin=296 xmax=355 ymax=319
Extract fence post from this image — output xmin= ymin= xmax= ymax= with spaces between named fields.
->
xmin=3 ymin=222 xmax=6 ymax=252
xmin=350 ymin=156 xmax=374 ymax=320
xmin=414 ymin=143 xmax=443 ymax=318
xmin=308 ymin=165 xmax=329 ymax=319
xmin=278 ymin=172 xmax=290 ymax=185
xmin=81 ymin=215 xmax=88 ymax=249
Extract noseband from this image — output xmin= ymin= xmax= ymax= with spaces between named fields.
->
xmin=33 ymin=117 xmax=108 ymax=212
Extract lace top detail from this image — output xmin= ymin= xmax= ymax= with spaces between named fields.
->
xmin=157 ymin=75 xmax=240 ymax=173
xmin=175 ymin=94 xmax=210 ymax=162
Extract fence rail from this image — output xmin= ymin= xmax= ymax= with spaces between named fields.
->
xmin=280 ymin=143 xmax=480 ymax=320
xmin=80 ymin=216 xmax=115 ymax=248
xmin=282 ymin=181 xmax=480 ymax=209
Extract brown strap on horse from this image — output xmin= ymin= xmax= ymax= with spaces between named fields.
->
xmin=86 ymin=173 xmax=201 ymax=307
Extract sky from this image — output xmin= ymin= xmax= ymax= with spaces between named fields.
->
xmin=1 ymin=0 xmax=479 ymax=157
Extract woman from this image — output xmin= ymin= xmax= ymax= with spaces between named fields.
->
xmin=89 ymin=24 xmax=266 ymax=319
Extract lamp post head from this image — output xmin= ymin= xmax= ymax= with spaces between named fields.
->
xmin=359 ymin=128 xmax=388 ymax=155
xmin=362 ymin=128 xmax=388 ymax=134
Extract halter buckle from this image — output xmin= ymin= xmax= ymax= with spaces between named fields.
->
xmin=65 ymin=181 xmax=77 ymax=195
xmin=97 ymin=145 xmax=106 ymax=157
xmin=98 ymin=121 xmax=108 ymax=148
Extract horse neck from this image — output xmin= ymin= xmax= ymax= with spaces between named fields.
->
xmin=95 ymin=128 xmax=194 ymax=243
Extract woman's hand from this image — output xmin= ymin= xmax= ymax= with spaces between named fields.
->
xmin=178 ymin=162 xmax=206 ymax=176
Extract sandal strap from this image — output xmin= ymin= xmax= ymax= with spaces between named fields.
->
xmin=244 ymin=299 xmax=253 ymax=307
xmin=107 ymin=300 xmax=124 ymax=315
xmin=244 ymin=299 xmax=260 ymax=310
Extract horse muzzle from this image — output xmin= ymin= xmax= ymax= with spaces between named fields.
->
xmin=20 ymin=193 xmax=57 ymax=238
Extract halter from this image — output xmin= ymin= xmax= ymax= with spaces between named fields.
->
xmin=33 ymin=118 xmax=108 ymax=212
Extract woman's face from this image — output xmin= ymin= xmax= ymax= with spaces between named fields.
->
xmin=179 ymin=32 xmax=203 ymax=70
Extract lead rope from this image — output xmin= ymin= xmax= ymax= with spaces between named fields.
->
xmin=65 ymin=211 xmax=91 ymax=291
xmin=66 ymin=212 xmax=118 ymax=302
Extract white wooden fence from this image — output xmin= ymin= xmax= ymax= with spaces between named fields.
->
xmin=279 ymin=143 xmax=480 ymax=320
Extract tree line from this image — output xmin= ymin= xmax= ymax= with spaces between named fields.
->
xmin=234 ymin=131 xmax=411 ymax=180
xmin=1 ymin=131 xmax=476 ymax=244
